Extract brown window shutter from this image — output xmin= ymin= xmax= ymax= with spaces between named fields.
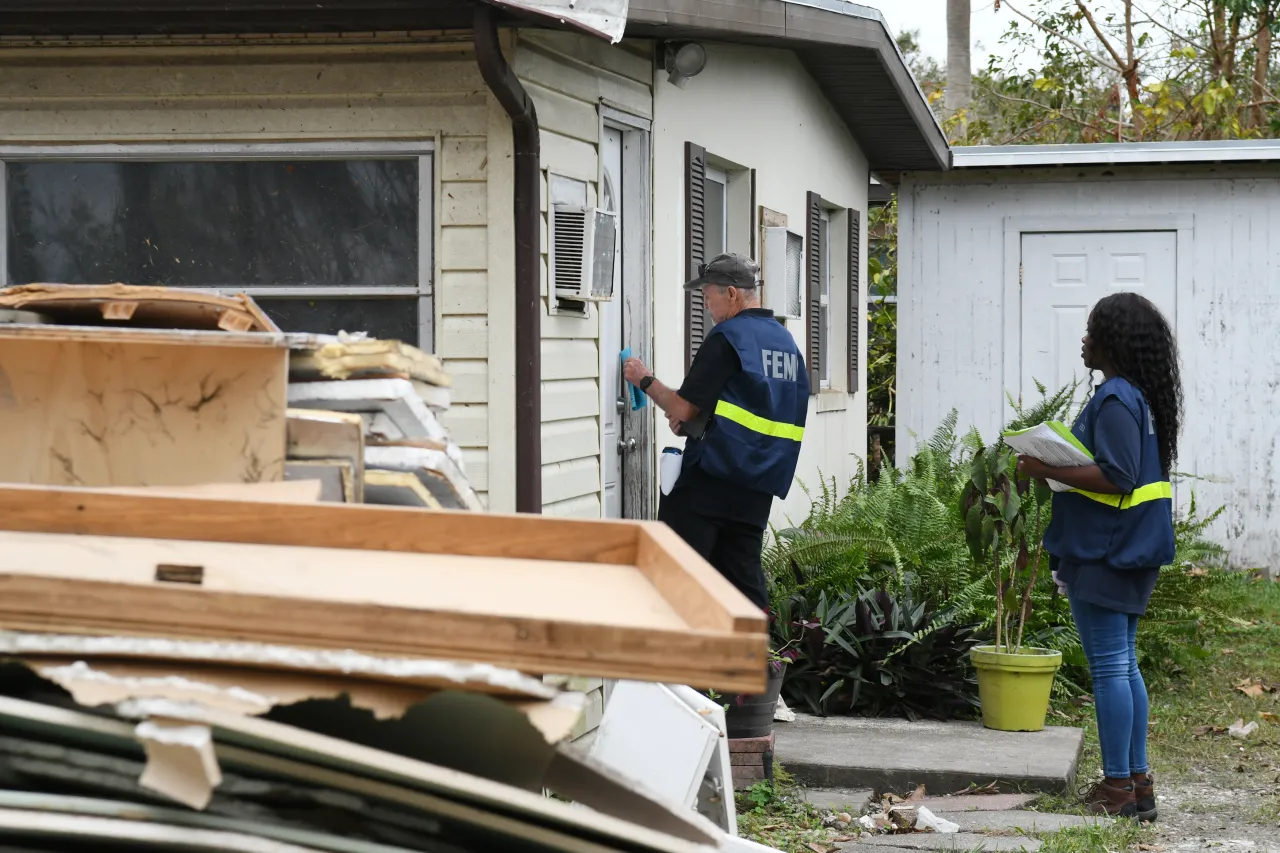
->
xmin=805 ymin=191 xmax=822 ymax=392
xmin=848 ymin=208 xmax=861 ymax=394
xmin=685 ymin=142 xmax=707 ymax=371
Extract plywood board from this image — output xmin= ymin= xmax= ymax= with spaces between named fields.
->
xmin=0 ymin=486 xmax=768 ymax=692
xmin=0 ymin=329 xmax=288 ymax=487
xmin=0 ymin=283 xmax=275 ymax=333
xmin=107 ymin=481 xmax=322 ymax=504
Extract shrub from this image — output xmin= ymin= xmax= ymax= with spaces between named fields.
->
xmin=766 ymin=384 xmax=1249 ymax=716
xmin=772 ymin=584 xmax=982 ymax=721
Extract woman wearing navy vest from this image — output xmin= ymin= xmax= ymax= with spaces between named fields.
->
xmin=1016 ymin=293 xmax=1180 ymax=822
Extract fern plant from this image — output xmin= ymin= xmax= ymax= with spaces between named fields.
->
xmin=765 ymin=382 xmax=1250 ymax=716
xmin=765 ymin=414 xmax=978 ymax=612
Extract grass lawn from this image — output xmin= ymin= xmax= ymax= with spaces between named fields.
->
xmin=737 ymin=575 xmax=1280 ymax=852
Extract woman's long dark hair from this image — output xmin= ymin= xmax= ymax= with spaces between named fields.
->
xmin=1087 ymin=292 xmax=1182 ymax=477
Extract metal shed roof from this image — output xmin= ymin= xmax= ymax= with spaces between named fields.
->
xmin=953 ymin=139 xmax=1280 ymax=169
xmin=627 ymin=0 xmax=951 ymax=173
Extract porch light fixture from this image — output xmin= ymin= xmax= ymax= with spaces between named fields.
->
xmin=664 ymin=41 xmax=707 ymax=88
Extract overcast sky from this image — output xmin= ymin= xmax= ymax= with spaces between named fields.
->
xmin=878 ymin=0 xmax=1014 ymax=72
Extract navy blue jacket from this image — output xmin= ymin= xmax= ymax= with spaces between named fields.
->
xmin=683 ymin=312 xmax=809 ymax=498
xmin=1044 ymin=377 xmax=1175 ymax=569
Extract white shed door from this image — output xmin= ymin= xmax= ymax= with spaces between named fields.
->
xmin=1020 ymin=231 xmax=1176 ymax=408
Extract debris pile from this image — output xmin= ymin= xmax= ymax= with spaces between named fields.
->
xmin=0 ymin=286 xmax=767 ymax=852
xmin=285 ymin=332 xmax=480 ymax=510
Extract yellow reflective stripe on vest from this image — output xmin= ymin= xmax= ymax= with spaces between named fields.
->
xmin=714 ymin=400 xmax=805 ymax=442
xmin=1072 ymin=480 xmax=1172 ymax=509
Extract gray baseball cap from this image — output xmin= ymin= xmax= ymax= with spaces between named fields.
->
xmin=683 ymin=253 xmax=759 ymax=291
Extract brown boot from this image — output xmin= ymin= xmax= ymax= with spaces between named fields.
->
xmin=1084 ymin=778 xmax=1137 ymax=817
xmin=1131 ymin=771 xmax=1157 ymax=823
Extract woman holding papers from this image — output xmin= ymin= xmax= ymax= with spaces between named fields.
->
xmin=1016 ymin=293 xmax=1180 ymax=822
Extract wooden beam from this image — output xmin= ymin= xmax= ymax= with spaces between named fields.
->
xmin=634 ymin=523 xmax=767 ymax=635
xmin=0 ymin=485 xmax=640 ymax=565
xmin=0 ymin=487 xmax=770 ymax=689
xmin=0 ymin=544 xmax=765 ymax=691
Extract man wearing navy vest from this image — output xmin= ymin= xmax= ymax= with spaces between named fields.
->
xmin=623 ymin=253 xmax=809 ymax=610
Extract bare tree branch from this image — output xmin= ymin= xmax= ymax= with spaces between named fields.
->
xmin=974 ymin=82 xmax=1114 ymax=135
xmin=1000 ymin=0 xmax=1124 ymax=73
xmin=1130 ymin=0 xmax=1208 ymax=50
xmin=1076 ymin=0 xmax=1130 ymax=72
xmin=1125 ymin=0 xmax=1136 ymax=70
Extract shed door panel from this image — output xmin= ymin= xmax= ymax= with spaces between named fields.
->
xmin=1020 ymin=231 xmax=1176 ymax=409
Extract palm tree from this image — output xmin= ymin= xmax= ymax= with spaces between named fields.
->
xmin=945 ymin=0 xmax=972 ymax=114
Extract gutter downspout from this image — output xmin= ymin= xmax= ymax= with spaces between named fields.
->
xmin=474 ymin=4 xmax=542 ymax=513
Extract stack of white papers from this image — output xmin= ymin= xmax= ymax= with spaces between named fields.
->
xmin=1003 ymin=422 xmax=1093 ymax=492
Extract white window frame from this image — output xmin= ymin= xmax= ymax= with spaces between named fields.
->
xmin=0 ymin=140 xmax=435 ymax=350
xmin=818 ymin=208 xmax=831 ymax=389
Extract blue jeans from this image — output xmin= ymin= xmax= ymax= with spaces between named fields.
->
xmin=1068 ymin=592 xmax=1149 ymax=779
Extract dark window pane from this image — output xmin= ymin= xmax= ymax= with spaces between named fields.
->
xmin=257 ymin=296 xmax=419 ymax=346
xmin=7 ymin=159 xmax=418 ymax=287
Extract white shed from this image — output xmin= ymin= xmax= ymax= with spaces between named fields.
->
xmin=897 ymin=140 xmax=1280 ymax=571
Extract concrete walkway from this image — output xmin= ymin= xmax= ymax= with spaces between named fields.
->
xmin=801 ymin=788 xmax=1102 ymax=853
xmin=775 ymin=713 xmax=1084 ymax=794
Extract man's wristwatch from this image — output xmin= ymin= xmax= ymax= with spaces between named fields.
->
xmin=639 ymin=375 xmax=655 ymax=392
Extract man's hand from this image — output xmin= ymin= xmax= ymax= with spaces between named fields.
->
xmin=624 ymin=358 xmax=700 ymax=424
xmin=668 ymin=414 xmax=684 ymax=436
xmin=622 ymin=357 xmax=651 ymax=387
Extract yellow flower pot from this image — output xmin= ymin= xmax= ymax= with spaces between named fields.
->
xmin=970 ymin=645 xmax=1063 ymax=732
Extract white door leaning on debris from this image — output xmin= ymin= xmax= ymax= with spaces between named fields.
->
xmin=1020 ymin=231 xmax=1177 ymax=412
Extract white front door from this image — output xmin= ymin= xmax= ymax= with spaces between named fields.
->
xmin=1020 ymin=231 xmax=1177 ymax=409
xmin=601 ymin=125 xmax=626 ymax=518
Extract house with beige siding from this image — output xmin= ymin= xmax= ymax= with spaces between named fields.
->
xmin=0 ymin=0 xmax=947 ymax=731
xmin=0 ymin=0 xmax=947 ymax=521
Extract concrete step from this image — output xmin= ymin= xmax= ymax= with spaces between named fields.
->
xmin=916 ymin=793 xmax=1038 ymax=813
xmin=836 ymin=832 xmax=1041 ymax=852
xmin=774 ymin=714 xmax=1083 ymax=795
xmin=941 ymin=810 xmax=1099 ymax=834
xmin=802 ymin=787 xmax=875 ymax=813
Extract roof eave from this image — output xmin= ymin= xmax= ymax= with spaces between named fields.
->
xmin=952 ymin=139 xmax=1280 ymax=169
xmin=626 ymin=0 xmax=951 ymax=173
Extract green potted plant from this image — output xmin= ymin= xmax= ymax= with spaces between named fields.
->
xmin=960 ymin=443 xmax=1061 ymax=732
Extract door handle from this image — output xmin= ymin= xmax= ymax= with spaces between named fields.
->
xmin=617 ymin=438 xmax=636 ymax=453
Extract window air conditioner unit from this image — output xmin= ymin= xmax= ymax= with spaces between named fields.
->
xmin=551 ymin=203 xmax=618 ymax=302
xmin=763 ymin=226 xmax=803 ymax=319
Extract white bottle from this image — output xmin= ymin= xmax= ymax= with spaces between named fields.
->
xmin=660 ymin=447 xmax=683 ymax=496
